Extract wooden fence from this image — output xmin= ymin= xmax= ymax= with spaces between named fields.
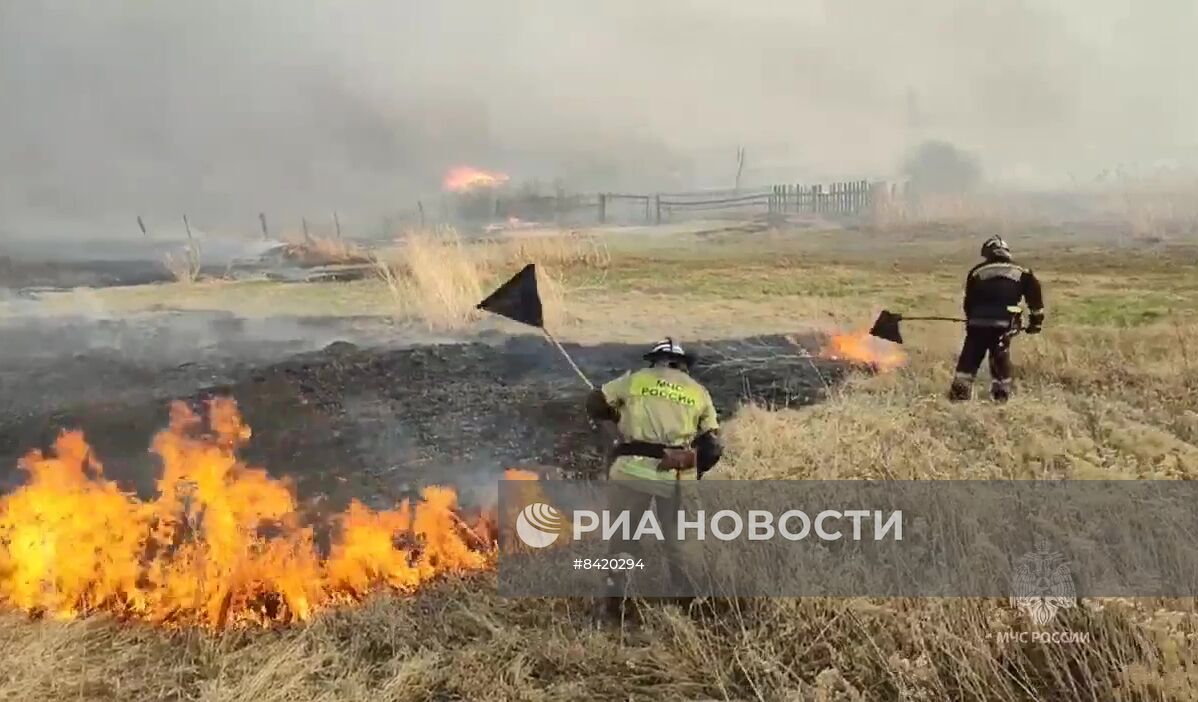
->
xmin=596 ymin=181 xmax=878 ymax=224
xmin=346 ymin=179 xmax=883 ymax=239
xmin=768 ymin=180 xmax=873 ymax=216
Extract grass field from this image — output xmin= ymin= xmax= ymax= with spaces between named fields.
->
xmin=4 ymin=224 xmax=1198 ymax=700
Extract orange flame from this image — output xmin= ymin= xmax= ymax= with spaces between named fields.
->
xmin=0 ymin=398 xmax=532 ymax=629
xmin=443 ymin=166 xmax=510 ymax=192
xmin=819 ymin=330 xmax=907 ymax=372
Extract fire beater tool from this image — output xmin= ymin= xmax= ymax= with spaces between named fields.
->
xmin=476 ymin=263 xmax=593 ymax=389
xmin=869 ymin=309 xmax=1027 ymax=345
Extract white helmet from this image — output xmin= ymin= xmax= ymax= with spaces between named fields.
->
xmin=644 ymin=337 xmax=694 ymax=367
xmin=981 ymin=236 xmax=1012 ymax=260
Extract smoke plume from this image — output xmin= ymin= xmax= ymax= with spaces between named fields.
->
xmin=2 ymin=1 xmax=1196 ymax=239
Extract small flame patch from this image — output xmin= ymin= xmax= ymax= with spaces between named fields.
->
xmin=819 ymin=330 xmax=907 ymax=372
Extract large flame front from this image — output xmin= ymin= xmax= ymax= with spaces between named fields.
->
xmin=0 ymin=398 xmax=528 ymax=629
xmin=820 ymin=330 xmax=907 ymax=372
xmin=443 ymin=166 xmax=509 ymax=193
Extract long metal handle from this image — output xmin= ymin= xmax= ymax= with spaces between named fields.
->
xmin=900 ymin=315 xmax=967 ymax=323
xmin=541 ymin=328 xmax=594 ymax=389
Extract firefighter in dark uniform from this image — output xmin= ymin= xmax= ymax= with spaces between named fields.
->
xmin=585 ymin=338 xmax=723 ymax=618
xmin=949 ymin=237 xmax=1044 ymax=402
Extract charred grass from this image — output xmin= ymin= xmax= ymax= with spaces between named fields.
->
xmin=4 ymin=227 xmax=1198 ymax=700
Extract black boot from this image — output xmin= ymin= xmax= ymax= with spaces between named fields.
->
xmin=948 ymin=373 xmax=974 ymax=402
xmin=991 ymin=379 xmax=1011 ymax=403
xmin=598 ymin=573 xmax=635 ymax=626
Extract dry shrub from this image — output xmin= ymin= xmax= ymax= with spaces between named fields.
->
xmin=374 ymin=228 xmax=486 ymax=331
xmin=374 ymin=228 xmax=599 ymax=331
xmin=280 ymin=233 xmax=369 ymax=266
xmin=162 ymin=240 xmax=201 ymax=284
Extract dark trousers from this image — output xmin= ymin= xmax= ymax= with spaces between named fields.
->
xmin=951 ymin=327 xmax=1014 ymax=399
xmin=607 ymin=483 xmax=681 ymax=569
xmin=605 ymin=482 xmax=695 ymax=604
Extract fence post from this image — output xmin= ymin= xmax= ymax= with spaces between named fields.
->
xmin=655 ymin=194 xmax=662 ymax=224
xmin=598 ymin=193 xmax=607 ymax=223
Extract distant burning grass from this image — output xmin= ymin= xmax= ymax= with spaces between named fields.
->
xmin=442 ymin=166 xmax=509 ymax=193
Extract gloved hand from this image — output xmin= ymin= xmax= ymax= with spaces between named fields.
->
xmin=693 ymin=430 xmax=723 ymax=478
xmin=585 ymin=389 xmax=619 ymax=423
xmin=1027 ymin=311 xmax=1044 ymax=334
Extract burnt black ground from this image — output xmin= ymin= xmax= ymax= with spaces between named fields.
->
xmin=0 ymin=322 xmax=851 ymax=510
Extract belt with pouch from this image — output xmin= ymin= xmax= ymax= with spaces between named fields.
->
xmin=613 ymin=441 xmax=697 ymax=471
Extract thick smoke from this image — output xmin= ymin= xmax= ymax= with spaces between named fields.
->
xmin=903 ymin=141 xmax=983 ymax=197
xmin=2 ymin=0 xmax=1196 ymax=239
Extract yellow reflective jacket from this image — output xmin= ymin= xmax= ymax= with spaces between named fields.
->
xmin=600 ymin=366 xmax=719 ymax=488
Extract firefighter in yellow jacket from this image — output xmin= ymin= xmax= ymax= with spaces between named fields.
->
xmin=585 ymin=338 xmax=722 ymax=616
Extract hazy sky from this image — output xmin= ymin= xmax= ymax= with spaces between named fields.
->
xmin=1 ymin=0 xmax=1195 ymax=237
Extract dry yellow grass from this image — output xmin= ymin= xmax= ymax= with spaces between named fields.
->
xmin=720 ymin=324 xmax=1198 ymax=482
xmin=485 ymin=229 xmax=612 ymax=270
xmin=373 ymin=228 xmax=604 ymax=331
xmin=873 ymin=180 xmax=1198 ymax=244
xmin=870 ymin=189 xmax=1032 ymax=234
xmin=162 ymin=240 xmax=202 ymax=284
xmin=5 ymin=225 xmax=1198 ymax=700
xmin=1102 ymin=182 xmax=1198 ymax=240
xmin=279 ymin=232 xmax=369 ymax=266
xmin=374 ymin=228 xmax=487 ymax=330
